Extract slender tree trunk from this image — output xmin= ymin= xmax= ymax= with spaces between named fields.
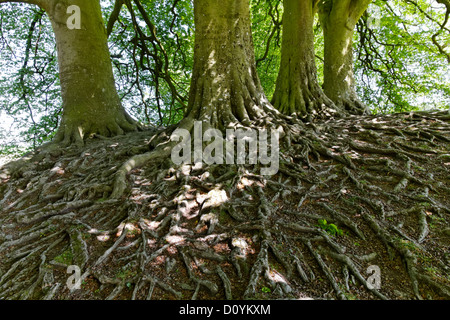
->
xmin=319 ymin=0 xmax=371 ymax=115
xmin=0 ymin=0 xmax=139 ymax=146
xmin=185 ymin=0 xmax=278 ymax=131
xmin=271 ymin=0 xmax=342 ymax=120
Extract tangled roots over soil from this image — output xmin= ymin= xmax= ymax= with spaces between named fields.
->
xmin=0 ymin=111 xmax=449 ymax=300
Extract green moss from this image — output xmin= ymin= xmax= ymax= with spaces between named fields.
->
xmin=54 ymin=249 xmax=73 ymax=265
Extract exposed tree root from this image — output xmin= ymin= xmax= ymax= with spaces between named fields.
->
xmin=0 ymin=110 xmax=449 ymax=300
xmin=49 ymin=109 xmax=142 ymax=148
xmin=338 ymin=96 xmax=371 ymax=116
xmin=272 ymin=85 xmax=344 ymax=122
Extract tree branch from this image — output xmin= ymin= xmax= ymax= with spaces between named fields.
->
xmin=106 ymin=0 xmax=124 ymax=38
xmin=403 ymin=0 xmax=450 ymax=63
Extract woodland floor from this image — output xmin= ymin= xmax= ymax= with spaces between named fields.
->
xmin=0 ymin=110 xmax=449 ymax=300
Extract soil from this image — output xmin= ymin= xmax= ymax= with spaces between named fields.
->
xmin=0 ymin=110 xmax=449 ymax=300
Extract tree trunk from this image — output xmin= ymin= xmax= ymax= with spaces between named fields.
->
xmin=185 ymin=0 xmax=278 ymax=131
xmin=319 ymin=0 xmax=371 ymax=115
xmin=43 ymin=0 xmax=138 ymax=146
xmin=271 ymin=0 xmax=342 ymax=120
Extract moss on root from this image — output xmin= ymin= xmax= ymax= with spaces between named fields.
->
xmin=0 ymin=110 xmax=449 ymax=300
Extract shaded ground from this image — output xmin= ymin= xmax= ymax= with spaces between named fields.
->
xmin=0 ymin=110 xmax=449 ymax=300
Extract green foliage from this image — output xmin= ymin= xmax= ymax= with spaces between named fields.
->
xmin=317 ymin=219 xmax=344 ymax=236
xmin=0 ymin=4 xmax=61 ymax=150
xmin=104 ymin=0 xmax=192 ymax=126
xmin=355 ymin=0 xmax=450 ymax=113
xmin=251 ymin=0 xmax=282 ymax=99
xmin=0 ymin=144 xmax=22 ymax=156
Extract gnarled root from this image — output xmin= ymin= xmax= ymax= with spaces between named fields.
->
xmin=0 ymin=110 xmax=449 ymax=300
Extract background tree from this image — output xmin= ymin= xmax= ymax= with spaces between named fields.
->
xmin=106 ymin=0 xmax=192 ymax=126
xmin=0 ymin=0 xmax=140 ymax=147
xmin=271 ymin=0 xmax=340 ymax=119
xmin=252 ymin=0 xmax=283 ymax=100
xmin=318 ymin=0 xmax=372 ymax=114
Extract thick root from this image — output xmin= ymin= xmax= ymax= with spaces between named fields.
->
xmin=0 ymin=110 xmax=449 ymax=300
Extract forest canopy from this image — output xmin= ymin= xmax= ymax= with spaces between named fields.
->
xmin=0 ymin=0 xmax=448 ymax=160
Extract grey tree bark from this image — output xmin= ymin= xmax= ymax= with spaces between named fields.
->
xmin=319 ymin=0 xmax=372 ymax=115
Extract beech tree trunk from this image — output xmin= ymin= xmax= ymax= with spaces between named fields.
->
xmin=319 ymin=0 xmax=372 ymax=114
xmin=185 ymin=0 xmax=278 ymax=131
xmin=0 ymin=0 xmax=139 ymax=146
xmin=271 ymin=0 xmax=341 ymax=120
